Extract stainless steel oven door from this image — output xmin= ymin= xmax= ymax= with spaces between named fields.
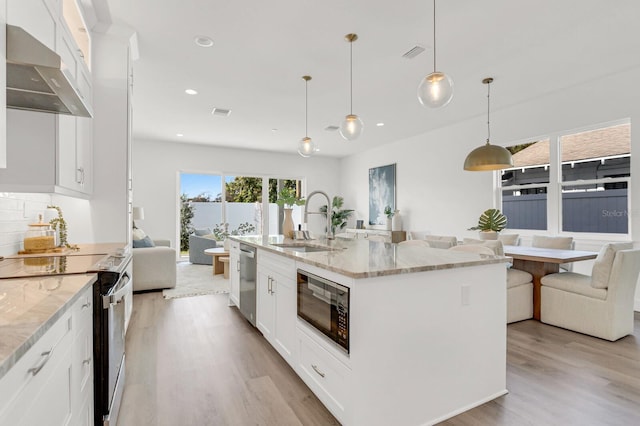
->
xmin=103 ymin=272 xmax=131 ymax=425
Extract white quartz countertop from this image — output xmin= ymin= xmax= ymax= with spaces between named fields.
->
xmin=230 ymin=235 xmax=509 ymax=278
xmin=0 ymin=274 xmax=97 ymax=380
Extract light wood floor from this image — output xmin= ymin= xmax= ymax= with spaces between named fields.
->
xmin=119 ymin=292 xmax=640 ymax=426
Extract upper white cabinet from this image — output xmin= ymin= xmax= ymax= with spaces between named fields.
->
xmin=1 ymin=0 xmax=7 ymax=169
xmin=1 ymin=0 xmax=93 ymax=197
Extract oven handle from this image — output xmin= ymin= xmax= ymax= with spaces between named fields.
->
xmin=103 ymin=273 xmax=131 ymax=308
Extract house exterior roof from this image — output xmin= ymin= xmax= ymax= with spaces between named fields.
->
xmin=511 ymin=124 xmax=630 ymax=168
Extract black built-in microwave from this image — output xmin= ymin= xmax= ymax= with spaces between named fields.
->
xmin=297 ymin=270 xmax=349 ymax=353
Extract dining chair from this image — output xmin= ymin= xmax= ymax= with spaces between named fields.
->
xmin=423 ymin=235 xmax=458 ymax=249
xmin=399 ymin=239 xmax=432 ymax=247
xmin=408 ymin=230 xmax=431 ymax=240
xmin=498 ymin=233 xmax=520 ymax=246
xmin=540 ymin=242 xmax=638 ymax=341
xmin=532 ymin=235 xmax=574 ymax=272
xmin=449 ymin=243 xmax=533 ymax=323
xmin=366 ymin=235 xmax=387 ymax=242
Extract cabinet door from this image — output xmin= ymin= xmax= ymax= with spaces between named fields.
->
xmin=256 ymin=269 xmax=275 ymax=341
xmin=57 ymin=114 xmax=78 ymax=189
xmin=229 ymin=242 xmax=240 ymax=306
xmin=273 ymin=273 xmax=297 ymax=367
xmin=7 ymin=0 xmax=56 ymax=50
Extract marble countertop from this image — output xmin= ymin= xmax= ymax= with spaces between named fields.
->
xmin=5 ymin=242 xmax=127 ymax=259
xmin=230 ymin=235 xmax=509 ymax=279
xmin=0 ymin=273 xmax=97 ymax=380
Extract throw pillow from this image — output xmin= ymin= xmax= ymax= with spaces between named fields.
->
xmin=194 ymin=227 xmax=212 ymax=236
xmin=591 ymin=242 xmax=633 ymax=289
xmin=132 ymin=227 xmax=146 ymax=240
xmin=133 ymin=236 xmax=155 ymax=248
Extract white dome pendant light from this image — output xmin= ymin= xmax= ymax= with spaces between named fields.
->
xmin=298 ymin=76 xmax=317 ymax=157
xmin=417 ymin=0 xmax=454 ymax=108
xmin=339 ymin=33 xmax=364 ymax=141
xmin=463 ymin=78 xmax=514 ymax=171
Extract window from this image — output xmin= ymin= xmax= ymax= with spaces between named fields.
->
xmin=499 ymin=121 xmax=631 ymax=236
xmin=501 ymin=139 xmax=550 ymax=230
xmin=560 ymin=124 xmax=630 ymax=234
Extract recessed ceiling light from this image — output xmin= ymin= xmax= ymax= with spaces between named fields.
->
xmin=376 ymin=122 xmax=385 ymax=127
xmin=324 ymin=125 xmax=340 ymax=132
xmin=176 ymin=133 xmax=184 ymax=137
xmin=194 ymin=35 xmax=214 ymax=48
xmin=185 ymin=89 xmax=198 ymax=95
xmin=271 ymin=128 xmax=278 ymax=132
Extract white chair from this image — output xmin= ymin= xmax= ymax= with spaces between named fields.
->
xmin=541 ymin=243 xmax=639 ymax=341
xmin=398 ymin=239 xmax=431 ymax=247
xmin=532 ymin=235 xmax=574 ymax=271
xmin=452 ymin=241 xmax=533 ymax=323
xmin=408 ymin=230 xmax=430 ymax=240
xmin=423 ymin=235 xmax=457 ymax=249
xmin=498 ymin=233 xmax=520 ymax=246
xmin=366 ymin=235 xmax=387 ymax=242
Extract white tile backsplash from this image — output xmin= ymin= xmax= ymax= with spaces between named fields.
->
xmin=0 ymin=193 xmax=52 ymax=256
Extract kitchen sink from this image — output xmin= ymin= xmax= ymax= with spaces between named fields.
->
xmin=271 ymin=243 xmax=336 ymax=253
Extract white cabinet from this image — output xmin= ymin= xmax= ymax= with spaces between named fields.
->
xmin=229 ymin=240 xmax=240 ymax=306
xmin=1 ymin=0 xmax=7 ymax=169
xmin=0 ymin=284 xmax=94 ymax=426
xmin=256 ymin=250 xmax=297 ymax=368
xmin=0 ymin=0 xmax=92 ymax=197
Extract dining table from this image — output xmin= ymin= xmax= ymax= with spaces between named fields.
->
xmin=503 ymin=245 xmax=599 ymax=320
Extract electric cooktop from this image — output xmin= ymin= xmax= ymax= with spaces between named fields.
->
xmin=0 ymin=254 xmax=110 ymax=279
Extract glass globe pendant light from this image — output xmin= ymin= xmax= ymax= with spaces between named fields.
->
xmin=339 ymin=33 xmax=364 ymax=141
xmin=298 ymin=76 xmax=317 ymax=157
xmin=417 ymin=0 xmax=454 ymax=108
xmin=463 ymin=78 xmax=514 ymax=171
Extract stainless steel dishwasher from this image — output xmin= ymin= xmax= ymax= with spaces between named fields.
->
xmin=239 ymin=244 xmax=257 ymax=326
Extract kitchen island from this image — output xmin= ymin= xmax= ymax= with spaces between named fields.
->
xmin=230 ymin=235 xmax=510 ymax=426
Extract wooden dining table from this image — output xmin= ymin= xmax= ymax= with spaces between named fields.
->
xmin=503 ymin=245 xmax=599 ymax=320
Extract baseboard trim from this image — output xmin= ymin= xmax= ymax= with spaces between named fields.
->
xmin=635 ymin=298 xmax=640 ymax=312
xmin=424 ymin=389 xmax=509 ymax=426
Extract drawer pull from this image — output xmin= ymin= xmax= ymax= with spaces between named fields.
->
xmin=28 ymin=350 xmax=53 ymax=376
xmin=83 ymin=357 xmax=92 ymax=365
xmin=81 ymin=302 xmax=91 ymax=309
xmin=311 ymin=364 xmax=325 ymax=378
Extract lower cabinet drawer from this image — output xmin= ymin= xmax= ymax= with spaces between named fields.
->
xmin=297 ymin=329 xmax=351 ymax=424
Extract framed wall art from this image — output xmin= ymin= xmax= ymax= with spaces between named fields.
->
xmin=368 ymin=163 xmax=396 ymax=226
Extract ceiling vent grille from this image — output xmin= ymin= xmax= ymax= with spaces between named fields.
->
xmin=211 ymin=107 xmax=231 ymax=117
xmin=324 ymin=125 xmax=340 ymax=131
xmin=402 ymin=45 xmax=426 ymax=59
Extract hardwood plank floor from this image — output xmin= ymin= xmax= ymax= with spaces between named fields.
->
xmin=119 ymin=292 xmax=640 ymax=426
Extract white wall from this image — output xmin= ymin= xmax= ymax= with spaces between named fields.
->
xmin=132 ymin=139 xmax=342 ymax=250
xmin=0 ymin=193 xmax=52 ymax=256
xmin=340 ymin=67 xmax=640 ymax=310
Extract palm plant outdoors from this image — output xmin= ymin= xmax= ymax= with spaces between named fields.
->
xmin=320 ymin=196 xmax=354 ymax=235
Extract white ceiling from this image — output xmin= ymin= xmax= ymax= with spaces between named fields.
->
xmin=103 ymin=0 xmax=640 ymax=158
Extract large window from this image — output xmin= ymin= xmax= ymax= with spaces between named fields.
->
xmin=499 ymin=121 xmax=631 ymax=236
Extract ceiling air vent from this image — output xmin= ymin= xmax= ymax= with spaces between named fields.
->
xmin=324 ymin=125 xmax=340 ymax=132
xmin=211 ymin=107 xmax=231 ymax=117
xmin=402 ymin=45 xmax=426 ymax=59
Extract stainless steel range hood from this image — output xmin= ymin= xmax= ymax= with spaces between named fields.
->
xmin=6 ymin=25 xmax=92 ymax=118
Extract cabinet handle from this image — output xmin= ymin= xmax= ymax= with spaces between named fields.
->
xmin=236 ymin=260 xmax=240 ymax=272
xmin=267 ymin=277 xmax=272 ymax=294
xmin=28 ymin=350 xmax=53 ymax=376
xmin=81 ymin=301 xmax=91 ymax=309
xmin=83 ymin=357 xmax=92 ymax=365
xmin=311 ymin=364 xmax=326 ymax=378
xmin=76 ymin=167 xmax=85 ymax=185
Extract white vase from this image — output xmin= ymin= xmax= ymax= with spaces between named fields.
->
xmin=223 ymin=238 xmax=230 ymax=251
xmin=283 ymin=208 xmax=295 ymax=238
xmin=392 ymin=210 xmax=402 ymax=231
xmin=479 ymin=230 xmax=498 ymax=240
xmin=386 ymin=217 xmax=392 ymax=231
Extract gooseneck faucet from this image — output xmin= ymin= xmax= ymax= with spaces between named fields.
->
xmin=304 ymin=190 xmax=334 ymax=240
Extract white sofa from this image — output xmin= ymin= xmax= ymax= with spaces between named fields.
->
xmin=132 ymin=239 xmax=177 ymax=291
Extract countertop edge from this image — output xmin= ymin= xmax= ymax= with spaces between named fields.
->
xmin=0 ymin=273 xmax=98 ymax=381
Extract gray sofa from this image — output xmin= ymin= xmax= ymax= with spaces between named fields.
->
xmin=189 ymin=228 xmax=218 ymax=264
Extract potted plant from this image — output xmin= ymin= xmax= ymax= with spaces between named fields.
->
xmin=469 ymin=208 xmax=507 ymax=240
xmin=320 ymin=196 xmax=355 ymax=236
xmin=275 ymin=187 xmax=305 ymax=238
xmin=384 ymin=206 xmax=394 ymax=231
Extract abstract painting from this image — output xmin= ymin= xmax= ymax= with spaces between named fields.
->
xmin=369 ymin=163 xmax=396 ymax=226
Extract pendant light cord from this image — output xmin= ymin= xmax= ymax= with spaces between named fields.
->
xmin=486 ymin=80 xmax=491 ymax=143
xmin=433 ymin=0 xmax=437 ymax=72
xmin=349 ymin=39 xmax=353 ymax=115
xmin=305 ymin=79 xmax=309 ymax=137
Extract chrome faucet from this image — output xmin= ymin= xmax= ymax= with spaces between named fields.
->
xmin=304 ymin=190 xmax=334 ymax=240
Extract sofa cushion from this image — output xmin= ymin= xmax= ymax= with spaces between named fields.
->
xmin=132 ymin=227 xmax=146 ymax=240
xmin=133 ymin=236 xmax=155 ymax=248
xmin=591 ymin=242 xmax=634 ymax=289
xmin=194 ymin=227 xmax=212 ymax=236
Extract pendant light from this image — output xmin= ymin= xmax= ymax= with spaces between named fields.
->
xmin=417 ymin=0 xmax=454 ymax=108
xmin=298 ymin=76 xmax=317 ymax=157
xmin=339 ymin=33 xmax=364 ymax=141
xmin=463 ymin=78 xmax=514 ymax=171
